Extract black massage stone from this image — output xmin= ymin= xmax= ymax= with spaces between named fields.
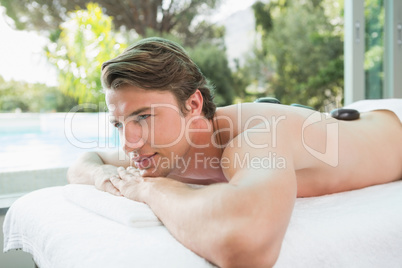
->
xmin=254 ymin=97 xmax=281 ymax=104
xmin=330 ymin=108 xmax=360 ymax=121
xmin=253 ymin=97 xmax=360 ymax=121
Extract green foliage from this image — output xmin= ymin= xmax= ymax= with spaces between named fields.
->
xmin=0 ymin=0 xmax=222 ymax=46
xmin=1 ymin=0 xmax=235 ymax=109
xmin=45 ymin=3 xmax=127 ymax=104
xmin=230 ymin=47 xmax=274 ymax=103
xmin=231 ymin=59 xmax=253 ymax=101
xmin=43 ymin=2 xmax=233 ymax=107
xmin=187 ymin=43 xmax=234 ymax=106
xmin=0 ymin=76 xmax=78 ymax=112
xmin=0 ymin=0 xmax=62 ymax=31
xmin=253 ymin=1 xmax=273 ymax=35
xmin=251 ymin=0 xmax=344 ymax=110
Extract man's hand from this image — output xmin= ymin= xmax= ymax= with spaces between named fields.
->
xmin=67 ymin=150 xmax=131 ymax=196
xmin=110 ymin=166 xmax=149 ymax=202
xmin=92 ymin=165 xmax=123 ymax=196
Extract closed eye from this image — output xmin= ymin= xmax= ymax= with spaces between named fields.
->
xmin=110 ymin=114 xmax=151 ymax=128
xmin=137 ymin=114 xmax=151 ymax=121
xmin=113 ymin=122 xmax=123 ymax=129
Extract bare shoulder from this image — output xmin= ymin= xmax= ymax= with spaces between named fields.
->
xmin=217 ymin=103 xmax=307 ymax=183
xmin=216 ymin=103 xmax=316 ymax=146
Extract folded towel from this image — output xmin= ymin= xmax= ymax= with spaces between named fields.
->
xmin=63 ymin=184 xmax=162 ymax=227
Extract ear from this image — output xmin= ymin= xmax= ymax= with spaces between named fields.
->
xmin=185 ymin=89 xmax=204 ymax=116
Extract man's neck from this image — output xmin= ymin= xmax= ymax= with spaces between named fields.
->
xmin=168 ymin=117 xmax=227 ymax=184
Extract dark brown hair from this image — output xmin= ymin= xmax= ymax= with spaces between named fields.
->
xmin=101 ymin=37 xmax=216 ymax=119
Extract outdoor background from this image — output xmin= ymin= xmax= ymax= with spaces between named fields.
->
xmin=0 ymin=0 xmax=386 ymax=112
xmin=0 ymin=0 xmax=350 ymax=112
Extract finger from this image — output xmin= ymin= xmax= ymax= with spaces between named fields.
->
xmin=127 ymin=166 xmax=140 ymax=174
xmin=117 ymin=167 xmax=130 ymax=180
xmin=118 ymin=166 xmax=140 ymax=181
xmin=119 ymin=168 xmax=144 ymax=184
xmin=126 ymin=166 xmax=135 ymax=171
xmin=110 ymin=175 xmax=124 ymax=189
xmin=105 ymin=181 xmax=122 ymax=196
xmin=110 ymin=174 xmax=120 ymax=182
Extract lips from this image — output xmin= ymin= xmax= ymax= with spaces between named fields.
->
xmin=132 ymin=153 xmax=157 ymax=169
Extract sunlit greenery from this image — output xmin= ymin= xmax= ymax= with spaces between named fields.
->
xmin=43 ymin=3 xmax=232 ymax=106
xmin=0 ymin=75 xmax=77 ymax=112
xmin=188 ymin=43 xmax=234 ymax=106
xmin=0 ymin=0 xmax=352 ymax=112
xmin=0 ymin=0 xmax=223 ymax=47
xmin=251 ymin=0 xmax=344 ymax=110
xmin=45 ymin=3 xmax=127 ymax=104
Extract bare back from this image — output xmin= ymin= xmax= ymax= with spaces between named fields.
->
xmin=217 ymin=103 xmax=402 ymax=197
xmin=294 ymin=110 xmax=402 ymax=196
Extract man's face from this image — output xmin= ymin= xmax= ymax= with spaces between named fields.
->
xmin=106 ymin=86 xmax=192 ymax=177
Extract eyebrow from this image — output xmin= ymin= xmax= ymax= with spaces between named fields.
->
xmin=109 ymin=107 xmax=151 ymax=124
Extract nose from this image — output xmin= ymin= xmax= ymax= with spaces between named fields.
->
xmin=121 ymin=121 xmax=147 ymax=153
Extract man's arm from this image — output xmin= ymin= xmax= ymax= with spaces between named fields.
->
xmin=67 ymin=150 xmax=130 ymax=195
xmin=111 ymin=129 xmax=297 ymax=267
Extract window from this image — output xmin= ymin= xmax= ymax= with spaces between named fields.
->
xmin=344 ymin=0 xmax=402 ymax=104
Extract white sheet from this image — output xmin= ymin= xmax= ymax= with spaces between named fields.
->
xmin=3 ymin=181 xmax=402 ymax=267
xmin=276 ymin=180 xmax=402 ymax=267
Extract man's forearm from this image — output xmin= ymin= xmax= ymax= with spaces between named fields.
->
xmin=141 ymin=175 xmax=295 ymax=267
xmin=67 ymin=152 xmax=116 ymax=185
xmin=142 ymin=178 xmax=235 ymax=266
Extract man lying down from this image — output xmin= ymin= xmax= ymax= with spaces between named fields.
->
xmin=67 ymin=37 xmax=402 ymax=268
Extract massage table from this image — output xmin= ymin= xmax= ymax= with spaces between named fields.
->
xmin=3 ymin=180 xmax=402 ymax=268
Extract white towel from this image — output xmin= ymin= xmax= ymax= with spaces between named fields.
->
xmin=3 ymin=181 xmax=402 ymax=267
xmin=274 ymin=180 xmax=402 ymax=267
xmin=3 ymin=186 xmax=214 ymax=268
xmin=63 ymin=184 xmax=162 ymax=227
xmin=344 ymin=98 xmax=402 ymax=122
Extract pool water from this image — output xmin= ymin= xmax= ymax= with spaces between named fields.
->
xmin=0 ymin=113 xmax=121 ymax=172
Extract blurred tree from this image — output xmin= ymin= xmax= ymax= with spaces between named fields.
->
xmin=45 ymin=3 xmax=127 ymax=104
xmin=0 ymin=75 xmax=78 ymax=112
xmin=1 ymin=1 xmax=235 ymax=107
xmin=44 ymin=3 xmax=232 ymax=105
xmin=0 ymin=0 xmax=222 ymax=46
xmin=252 ymin=0 xmax=344 ymax=110
xmin=231 ymin=58 xmax=253 ymax=102
xmin=235 ymin=46 xmax=275 ymax=102
xmin=188 ymin=43 xmax=234 ymax=106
